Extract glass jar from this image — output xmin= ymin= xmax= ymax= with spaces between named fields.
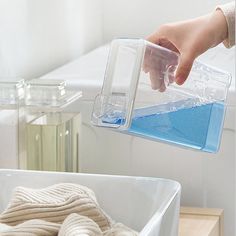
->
xmin=20 ymin=79 xmax=82 ymax=172
xmin=0 ymin=78 xmax=24 ymax=168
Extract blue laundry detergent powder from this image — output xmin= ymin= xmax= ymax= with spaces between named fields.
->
xmin=102 ymin=102 xmax=225 ymax=153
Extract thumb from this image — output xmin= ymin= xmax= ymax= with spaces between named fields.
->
xmin=175 ymin=53 xmax=194 ymax=85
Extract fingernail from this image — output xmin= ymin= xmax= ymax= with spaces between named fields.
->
xmin=175 ymin=76 xmax=184 ymax=85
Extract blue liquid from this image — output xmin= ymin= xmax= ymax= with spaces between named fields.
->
xmin=125 ymin=102 xmax=225 ymax=153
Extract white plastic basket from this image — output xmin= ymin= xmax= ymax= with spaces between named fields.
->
xmin=0 ymin=169 xmax=181 ymax=236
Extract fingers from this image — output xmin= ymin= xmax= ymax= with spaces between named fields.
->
xmin=143 ymin=47 xmax=152 ymax=73
xmin=175 ymin=53 xmax=194 ymax=85
xmin=143 ymin=46 xmax=167 ymax=91
xmin=147 ymin=24 xmax=174 ymax=45
xmin=149 ymin=69 xmax=166 ymax=91
xmin=147 ymin=24 xmax=198 ymax=87
xmin=147 ymin=32 xmax=161 ymax=45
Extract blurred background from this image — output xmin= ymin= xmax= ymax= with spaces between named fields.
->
xmin=0 ymin=0 xmax=231 ymax=78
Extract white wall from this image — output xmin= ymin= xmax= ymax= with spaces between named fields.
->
xmin=0 ymin=0 xmax=231 ymax=78
xmin=0 ymin=0 xmax=103 ymax=79
xmin=102 ymin=0 xmax=230 ymax=42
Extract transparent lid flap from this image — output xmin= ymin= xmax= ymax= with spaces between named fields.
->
xmin=0 ymin=78 xmax=24 ymax=107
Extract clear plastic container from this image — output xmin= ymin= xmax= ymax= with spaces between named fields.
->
xmin=20 ymin=79 xmax=82 ymax=172
xmin=0 ymin=169 xmax=181 ymax=236
xmin=0 ymin=78 xmax=24 ymax=168
xmin=92 ymin=38 xmax=231 ymax=153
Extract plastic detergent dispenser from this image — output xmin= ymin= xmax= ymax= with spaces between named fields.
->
xmin=91 ymin=38 xmax=231 ymax=153
xmin=20 ymin=79 xmax=82 ymax=172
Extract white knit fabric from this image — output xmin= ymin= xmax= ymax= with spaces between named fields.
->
xmin=0 ymin=183 xmax=138 ymax=235
xmin=0 ymin=223 xmax=11 ymax=232
xmin=0 ymin=183 xmax=113 ymax=232
xmin=0 ymin=219 xmax=60 ymax=236
xmin=217 ymin=1 xmax=235 ymax=48
xmin=58 ymin=213 xmax=103 ymax=236
xmin=103 ymin=223 xmax=139 ymax=236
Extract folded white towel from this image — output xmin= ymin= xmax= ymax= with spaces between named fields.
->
xmin=58 ymin=213 xmax=102 ymax=236
xmin=0 ymin=219 xmax=60 ymax=236
xmin=0 ymin=183 xmax=113 ymax=231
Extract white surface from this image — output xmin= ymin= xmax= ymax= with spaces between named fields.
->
xmin=102 ymin=0 xmax=230 ymax=42
xmin=0 ymin=0 xmax=103 ymax=78
xmin=0 ymin=169 xmax=181 ymax=236
xmin=42 ymin=44 xmax=236 ymax=236
xmin=42 ymin=45 xmax=109 ymax=99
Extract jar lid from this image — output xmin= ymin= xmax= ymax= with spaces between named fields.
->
xmin=0 ymin=78 xmax=24 ymax=107
xmin=25 ymin=79 xmax=82 ymax=110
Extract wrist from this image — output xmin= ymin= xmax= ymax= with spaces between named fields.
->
xmin=208 ymin=9 xmax=228 ymax=47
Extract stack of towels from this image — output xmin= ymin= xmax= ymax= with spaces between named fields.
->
xmin=0 ymin=183 xmax=138 ymax=236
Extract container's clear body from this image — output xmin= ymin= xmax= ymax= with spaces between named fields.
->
xmin=92 ymin=38 xmax=231 ymax=153
xmin=20 ymin=79 xmax=82 ymax=172
xmin=0 ymin=79 xmax=24 ymax=169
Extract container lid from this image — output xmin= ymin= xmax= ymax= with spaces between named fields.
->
xmin=25 ymin=79 xmax=82 ymax=110
xmin=0 ymin=78 xmax=24 ymax=107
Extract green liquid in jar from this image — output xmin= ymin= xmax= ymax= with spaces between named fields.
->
xmin=26 ymin=112 xmax=81 ymax=172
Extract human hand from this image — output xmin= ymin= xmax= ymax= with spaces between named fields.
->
xmin=143 ymin=42 xmax=179 ymax=92
xmin=146 ymin=9 xmax=228 ymax=88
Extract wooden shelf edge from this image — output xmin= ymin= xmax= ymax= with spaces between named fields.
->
xmin=180 ymin=207 xmax=224 ymax=236
xmin=180 ymin=207 xmax=224 ymax=217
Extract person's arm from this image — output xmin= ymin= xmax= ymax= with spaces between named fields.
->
xmin=217 ymin=2 xmax=235 ymax=48
xmin=147 ymin=2 xmax=235 ymax=86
